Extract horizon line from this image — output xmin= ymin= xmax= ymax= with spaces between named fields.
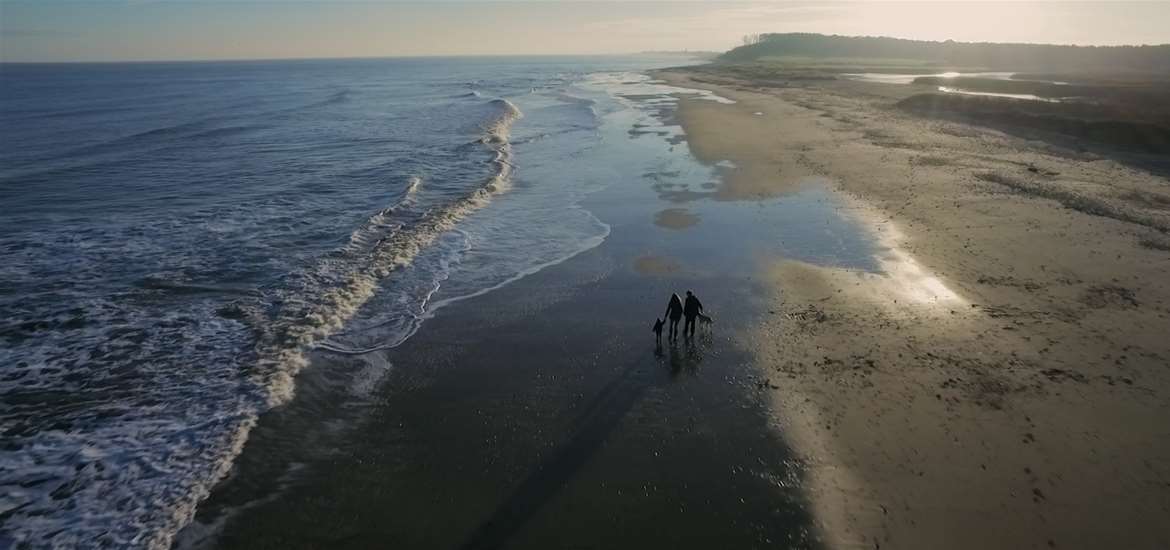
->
xmin=0 ymin=51 xmax=713 ymax=65
xmin=4 ymin=32 xmax=1167 ymax=65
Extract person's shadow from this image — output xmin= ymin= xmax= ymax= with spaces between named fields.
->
xmin=668 ymin=340 xmax=682 ymax=375
xmin=459 ymin=355 xmax=653 ymax=550
xmin=663 ymin=335 xmax=706 ymax=376
xmin=684 ymin=335 xmax=705 ymax=370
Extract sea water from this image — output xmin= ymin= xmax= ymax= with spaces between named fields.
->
xmin=1 ymin=56 xmax=882 ymax=548
xmin=0 ymin=56 xmax=695 ymax=548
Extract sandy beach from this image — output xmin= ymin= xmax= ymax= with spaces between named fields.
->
xmin=8 ymin=5 xmax=1170 ymax=546
xmin=180 ymin=72 xmax=844 ymax=549
xmin=658 ymin=68 xmax=1170 ymax=549
xmin=172 ymin=65 xmax=1170 ymax=550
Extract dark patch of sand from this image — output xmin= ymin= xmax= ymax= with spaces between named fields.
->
xmin=632 ymin=254 xmax=681 ymax=276
xmin=653 ymin=208 xmax=699 ymax=230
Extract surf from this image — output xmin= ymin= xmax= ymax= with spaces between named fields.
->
xmin=1 ymin=58 xmax=666 ymax=549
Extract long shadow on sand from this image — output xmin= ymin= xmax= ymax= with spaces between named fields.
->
xmin=459 ymin=352 xmax=665 ymax=550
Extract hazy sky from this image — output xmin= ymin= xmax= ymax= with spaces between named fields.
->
xmin=2 ymin=1 xmax=1169 ymax=62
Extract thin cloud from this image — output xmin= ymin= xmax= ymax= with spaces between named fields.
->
xmin=582 ymin=3 xmax=843 ymax=47
xmin=0 ymin=28 xmax=75 ymax=38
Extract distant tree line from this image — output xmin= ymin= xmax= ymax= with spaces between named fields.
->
xmin=720 ymin=33 xmax=1170 ymax=72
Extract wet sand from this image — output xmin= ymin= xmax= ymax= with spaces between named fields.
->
xmin=653 ymin=207 xmax=700 ymax=230
xmin=183 ymin=82 xmax=839 ymax=548
xmin=204 ymin=251 xmax=825 ymax=549
xmin=192 ymin=237 xmax=823 ymax=548
xmin=658 ymin=68 xmax=1170 ymax=549
xmin=182 ymin=67 xmax=1170 ymax=550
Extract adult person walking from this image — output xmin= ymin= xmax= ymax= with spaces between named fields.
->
xmin=664 ymin=293 xmax=684 ymax=341
xmin=683 ymin=290 xmax=703 ymax=339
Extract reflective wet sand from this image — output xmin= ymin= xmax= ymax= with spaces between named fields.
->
xmin=659 ymin=67 xmax=1170 ymax=550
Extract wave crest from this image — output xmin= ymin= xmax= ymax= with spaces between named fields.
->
xmin=480 ymin=98 xmax=523 ymax=144
xmin=246 ymin=98 xmax=523 ymax=407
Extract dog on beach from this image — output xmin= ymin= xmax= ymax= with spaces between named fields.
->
xmin=652 ymin=318 xmax=665 ymax=343
xmin=697 ymin=313 xmax=713 ymax=326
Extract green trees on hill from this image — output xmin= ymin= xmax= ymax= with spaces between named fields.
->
xmin=721 ymin=33 xmax=1170 ymax=72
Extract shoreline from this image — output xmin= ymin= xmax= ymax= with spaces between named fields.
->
xmin=182 ymin=73 xmax=831 ymax=548
xmin=190 ymin=188 xmax=824 ymax=550
xmin=657 ymin=67 xmax=1170 ymax=549
xmin=179 ymin=63 xmax=1170 ymax=549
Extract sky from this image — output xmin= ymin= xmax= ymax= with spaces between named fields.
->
xmin=2 ymin=1 xmax=1169 ymax=62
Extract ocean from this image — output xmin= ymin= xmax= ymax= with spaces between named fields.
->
xmin=0 ymin=55 xmax=733 ymax=548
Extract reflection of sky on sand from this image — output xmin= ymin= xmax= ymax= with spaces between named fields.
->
xmin=843 ymin=72 xmax=1062 ymax=102
xmin=936 ymin=86 xmax=1059 ymax=103
xmin=589 ymin=74 xmax=963 ymax=309
xmin=842 ymin=71 xmax=1016 ymax=85
xmin=586 ymin=71 xmax=737 ymax=105
xmin=865 ymin=215 xmax=965 ymax=307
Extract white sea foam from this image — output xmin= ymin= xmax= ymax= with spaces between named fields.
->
xmin=3 ymin=57 xmax=656 ymax=548
xmin=315 ymin=90 xmax=614 ymax=363
xmin=251 ymin=98 xmax=523 ymax=408
xmin=0 ymin=300 xmax=263 ymax=549
xmin=344 ymin=176 xmax=421 ymax=252
xmin=585 ymin=71 xmax=736 ymax=105
xmin=0 ymin=97 xmax=524 ymax=550
xmin=171 ymin=99 xmax=525 ymax=546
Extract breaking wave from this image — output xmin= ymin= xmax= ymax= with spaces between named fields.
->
xmin=244 ymin=99 xmax=523 ymax=408
xmin=0 ymin=96 xmax=523 ymax=549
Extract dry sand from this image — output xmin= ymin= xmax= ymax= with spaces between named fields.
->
xmin=658 ymin=68 xmax=1170 ymax=550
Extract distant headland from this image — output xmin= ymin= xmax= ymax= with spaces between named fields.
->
xmin=721 ymin=33 xmax=1170 ymax=72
